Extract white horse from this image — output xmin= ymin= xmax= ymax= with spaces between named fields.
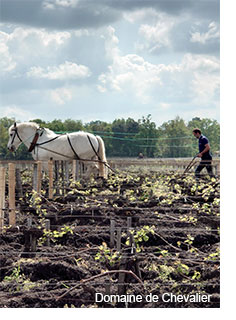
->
xmin=7 ymin=122 xmax=108 ymax=178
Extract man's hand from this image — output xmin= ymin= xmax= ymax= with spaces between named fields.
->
xmin=197 ymin=153 xmax=203 ymax=158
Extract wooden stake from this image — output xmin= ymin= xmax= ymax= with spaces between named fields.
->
xmin=8 ymin=163 xmax=16 ymax=226
xmin=65 ymin=161 xmax=69 ymax=186
xmin=72 ymin=160 xmax=76 ymax=181
xmin=0 ymin=167 xmax=6 ymax=232
xmin=45 ymin=219 xmax=50 ymax=246
xmin=54 ymin=161 xmax=60 ymax=195
xmin=48 ymin=159 xmax=53 ymax=199
xmin=33 ymin=163 xmax=38 ymax=192
xmin=61 ymin=161 xmax=65 ymax=196
xmin=27 ymin=217 xmax=32 ymax=229
xmin=110 ymin=219 xmax=115 ymax=248
xmin=73 ymin=160 xmax=80 ymax=180
xmin=37 ymin=161 xmax=42 ymax=194
xmin=104 ymin=279 xmax=111 ymax=295
xmin=127 ymin=217 xmax=132 ymax=247
xmin=15 ymin=168 xmax=23 ymax=199
xmin=116 ymin=227 xmax=121 ymax=252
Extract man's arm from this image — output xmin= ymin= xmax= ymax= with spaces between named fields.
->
xmin=198 ymin=143 xmax=210 ymax=157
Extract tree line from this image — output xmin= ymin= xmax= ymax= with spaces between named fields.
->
xmin=0 ymin=115 xmax=220 ymax=160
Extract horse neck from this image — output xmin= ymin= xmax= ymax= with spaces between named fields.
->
xmin=39 ymin=128 xmax=57 ymax=142
xmin=18 ymin=126 xmax=37 ymax=149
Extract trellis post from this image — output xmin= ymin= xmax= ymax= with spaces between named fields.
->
xmin=8 ymin=163 xmax=16 ymax=226
xmin=0 ymin=167 xmax=6 ymax=232
xmin=48 ymin=159 xmax=54 ymax=199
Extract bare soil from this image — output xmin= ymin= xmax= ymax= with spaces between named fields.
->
xmin=0 ymin=171 xmax=220 ymax=308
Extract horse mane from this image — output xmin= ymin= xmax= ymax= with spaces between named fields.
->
xmin=43 ymin=127 xmax=56 ymax=135
xmin=17 ymin=122 xmax=56 ymax=135
xmin=17 ymin=122 xmax=40 ymax=130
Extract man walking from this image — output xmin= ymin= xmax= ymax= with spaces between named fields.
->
xmin=192 ymin=128 xmax=214 ymax=179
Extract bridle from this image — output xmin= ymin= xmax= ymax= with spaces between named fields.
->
xmin=10 ymin=123 xmax=64 ymax=153
xmin=11 ymin=123 xmax=23 ymax=142
xmin=9 ymin=123 xmax=23 ymax=150
xmin=10 ymin=123 xmax=45 ymax=152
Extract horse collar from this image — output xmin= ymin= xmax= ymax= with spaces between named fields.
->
xmin=28 ymin=129 xmax=41 ymax=152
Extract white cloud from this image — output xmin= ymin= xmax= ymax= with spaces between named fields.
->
xmin=0 ymin=105 xmax=35 ymax=121
xmin=123 ymin=8 xmax=158 ymax=24
xmin=50 ymin=88 xmax=73 ymax=105
xmin=181 ymin=53 xmax=219 ymax=72
xmin=192 ymin=72 xmax=219 ymax=103
xmin=160 ymin=103 xmax=171 ymax=109
xmin=190 ymin=21 xmax=220 ymax=44
xmin=180 ymin=53 xmax=220 ymax=104
xmin=138 ymin=14 xmax=175 ymax=52
xmin=27 ymin=61 xmax=91 ymax=80
xmin=98 ymin=53 xmax=166 ymax=103
xmin=43 ymin=0 xmax=79 ymax=9
xmin=0 ymin=27 xmax=72 ymax=72
xmin=101 ymin=26 xmax=120 ymax=60
xmin=7 ymin=27 xmax=71 ymax=47
xmin=74 ymin=29 xmax=90 ymax=37
xmin=98 ymin=26 xmax=180 ymax=103
xmin=0 ymin=31 xmax=16 ymax=72
xmin=98 ymin=27 xmax=219 ymax=107
xmin=55 ymin=0 xmax=79 ymax=8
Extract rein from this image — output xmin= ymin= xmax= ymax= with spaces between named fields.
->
xmin=36 ymin=144 xmax=117 ymax=174
xmin=11 ymin=124 xmax=116 ymax=174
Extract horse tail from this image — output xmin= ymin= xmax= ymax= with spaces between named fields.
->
xmin=96 ymin=135 xmax=108 ymax=178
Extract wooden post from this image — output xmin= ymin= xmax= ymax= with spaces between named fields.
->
xmin=104 ymin=279 xmax=111 ymax=295
xmin=110 ymin=219 xmax=115 ymax=248
xmin=15 ymin=168 xmax=23 ymax=199
xmin=33 ymin=163 xmax=38 ymax=192
xmin=130 ymin=232 xmax=137 ymax=255
xmin=127 ymin=217 xmax=132 ymax=247
xmin=72 ymin=160 xmax=76 ymax=181
xmin=48 ymin=159 xmax=54 ymax=199
xmin=37 ymin=161 xmax=42 ymax=194
xmin=45 ymin=219 xmax=50 ymax=246
xmin=72 ymin=160 xmax=79 ymax=181
xmin=127 ymin=217 xmax=132 ymax=229
xmin=61 ymin=161 xmax=65 ymax=196
xmin=54 ymin=161 xmax=60 ymax=195
xmin=8 ymin=163 xmax=16 ymax=226
xmin=27 ymin=217 xmax=32 ymax=229
xmin=65 ymin=161 xmax=69 ymax=186
xmin=30 ymin=233 xmax=37 ymax=253
xmin=0 ymin=167 xmax=6 ymax=232
xmin=118 ymin=218 xmax=132 ymax=295
xmin=117 ymin=227 xmax=121 ymax=252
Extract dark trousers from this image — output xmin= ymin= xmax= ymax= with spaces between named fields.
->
xmin=195 ymin=160 xmax=214 ymax=178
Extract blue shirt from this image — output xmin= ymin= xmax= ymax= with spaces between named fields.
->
xmin=199 ymin=135 xmax=212 ymax=160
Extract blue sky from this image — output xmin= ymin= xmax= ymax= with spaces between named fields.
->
xmin=0 ymin=0 xmax=220 ymax=125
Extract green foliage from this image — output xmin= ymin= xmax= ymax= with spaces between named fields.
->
xmin=38 ymin=225 xmax=73 ymax=245
xmin=0 ymin=115 xmax=220 ymax=159
xmin=0 ymin=117 xmax=32 ymax=160
xmin=204 ymin=248 xmax=220 ymax=261
xmin=175 ymin=262 xmax=190 ymax=275
xmin=157 ymin=116 xmax=194 ymax=158
xmin=94 ymin=242 xmax=121 ymax=266
xmin=3 ymin=263 xmax=37 ymax=292
xmin=158 ymin=264 xmax=175 ymax=280
xmin=125 ymin=225 xmax=155 ymax=252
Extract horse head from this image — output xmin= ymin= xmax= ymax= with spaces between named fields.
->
xmin=7 ymin=122 xmax=39 ymax=152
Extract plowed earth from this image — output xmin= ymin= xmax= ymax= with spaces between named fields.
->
xmin=0 ymin=171 xmax=220 ymax=308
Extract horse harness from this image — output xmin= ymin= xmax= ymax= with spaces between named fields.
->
xmin=12 ymin=124 xmax=100 ymax=162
